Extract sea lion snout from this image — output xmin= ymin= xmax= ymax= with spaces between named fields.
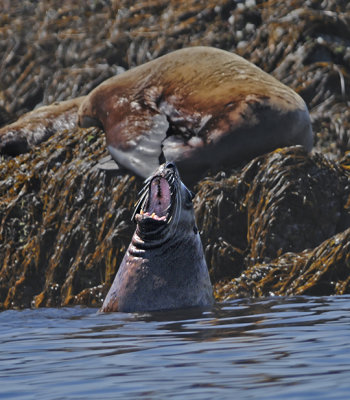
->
xmin=165 ymin=161 xmax=176 ymax=170
xmin=156 ymin=161 xmax=178 ymax=178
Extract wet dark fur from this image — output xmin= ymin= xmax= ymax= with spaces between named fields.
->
xmin=101 ymin=162 xmax=213 ymax=312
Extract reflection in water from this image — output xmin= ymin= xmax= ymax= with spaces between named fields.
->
xmin=1 ymin=296 xmax=350 ymax=399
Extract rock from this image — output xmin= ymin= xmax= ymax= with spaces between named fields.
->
xmin=1 ymin=0 xmax=350 ymax=309
xmin=196 ymin=146 xmax=350 ymax=278
xmin=0 ymin=122 xmax=140 ymax=309
xmin=215 ymin=227 xmax=350 ymax=300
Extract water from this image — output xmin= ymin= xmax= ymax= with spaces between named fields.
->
xmin=1 ymin=296 xmax=350 ymax=400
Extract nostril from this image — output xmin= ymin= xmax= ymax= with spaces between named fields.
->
xmin=166 ymin=161 xmax=175 ymax=169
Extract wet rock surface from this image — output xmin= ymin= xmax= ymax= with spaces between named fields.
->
xmin=1 ymin=0 xmax=350 ymax=308
xmin=197 ymin=146 xmax=350 ymax=299
xmin=0 ymin=124 xmax=140 ymax=308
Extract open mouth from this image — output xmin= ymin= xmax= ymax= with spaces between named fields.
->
xmin=135 ymin=176 xmax=173 ymax=224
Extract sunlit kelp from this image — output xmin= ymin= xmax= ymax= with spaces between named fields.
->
xmin=1 ymin=0 xmax=350 ymax=308
xmin=2 ymin=143 xmax=350 ymax=308
xmin=215 ymin=227 xmax=350 ymax=300
xmin=239 ymin=2 xmax=350 ymax=159
xmin=208 ymin=147 xmax=350 ymax=300
xmin=0 ymin=124 xmax=140 ymax=309
xmin=1 ymin=0 xmax=350 ymax=163
xmin=195 ymin=146 xmax=350 ymax=279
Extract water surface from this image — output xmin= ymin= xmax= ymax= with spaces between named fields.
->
xmin=1 ymin=296 xmax=350 ymax=399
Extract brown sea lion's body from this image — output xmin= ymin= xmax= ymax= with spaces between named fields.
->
xmin=101 ymin=162 xmax=213 ymax=313
xmin=79 ymin=46 xmax=313 ymax=185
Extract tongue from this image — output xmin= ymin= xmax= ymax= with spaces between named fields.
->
xmin=147 ymin=177 xmax=171 ymax=218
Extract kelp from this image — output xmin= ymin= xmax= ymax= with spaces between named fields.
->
xmin=0 ymin=124 xmax=140 ymax=308
xmin=1 ymin=0 xmax=350 ymax=308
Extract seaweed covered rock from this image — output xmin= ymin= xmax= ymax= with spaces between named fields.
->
xmin=215 ymin=227 xmax=350 ymax=300
xmin=1 ymin=0 xmax=350 ymax=308
xmin=1 ymin=0 xmax=350 ymax=164
xmin=196 ymin=146 xmax=350 ymax=279
xmin=238 ymin=1 xmax=350 ymax=159
xmin=208 ymin=147 xmax=350 ymax=300
xmin=0 ymin=125 xmax=140 ymax=309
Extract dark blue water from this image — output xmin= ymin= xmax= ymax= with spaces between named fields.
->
xmin=1 ymin=296 xmax=350 ymax=400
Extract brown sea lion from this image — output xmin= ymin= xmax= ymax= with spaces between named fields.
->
xmin=78 ymin=46 xmax=313 ymax=185
xmin=101 ymin=162 xmax=213 ymax=313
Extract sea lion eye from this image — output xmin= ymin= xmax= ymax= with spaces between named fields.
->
xmin=166 ymin=162 xmax=176 ymax=169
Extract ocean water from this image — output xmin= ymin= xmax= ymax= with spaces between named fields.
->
xmin=1 ymin=296 xmax=350 ymax=400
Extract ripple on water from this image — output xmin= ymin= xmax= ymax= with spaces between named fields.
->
xmin=1 ymin=296 xmax=350 ymax=400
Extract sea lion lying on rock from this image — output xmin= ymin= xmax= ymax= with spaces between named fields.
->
xmin=101 ymin=162 xmax=213 ymax=312
xmin=79 ymin=46 xmax=313 ymax=185
xmin=0 ymin=47 xmax=312 ymax=186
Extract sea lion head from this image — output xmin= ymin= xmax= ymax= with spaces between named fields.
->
xmin=132 ymin=161 xmax=196 ymax=243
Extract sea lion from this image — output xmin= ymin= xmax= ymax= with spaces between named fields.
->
xmin=100 ymin=161 xmax=213 ymax=313
xmin=78 ymin=46 xmax=313 ymax=185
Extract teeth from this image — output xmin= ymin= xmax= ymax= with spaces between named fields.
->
xmin=151 ymin=213 xmax=156 ymax=218
xmin=140 ymin=210 xmax=144 ymax=215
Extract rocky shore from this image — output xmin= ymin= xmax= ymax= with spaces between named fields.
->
xmin=1 ymin=0 xmax=350 ymax=309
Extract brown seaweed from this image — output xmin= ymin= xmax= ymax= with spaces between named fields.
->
xmin=1 ymin=0 xmax=350 ymax=309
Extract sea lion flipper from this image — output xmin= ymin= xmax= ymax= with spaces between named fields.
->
xmin=107 ymin=113 xmax=169 ymax=179
xmin=0 ymin=97 xmax=83 ymax=155
xmin=94 ymin=155 xmax=120 ymax=171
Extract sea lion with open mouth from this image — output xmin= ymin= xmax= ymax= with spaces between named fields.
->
xmin=100 ymin=162 xmax=213 ymax=313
